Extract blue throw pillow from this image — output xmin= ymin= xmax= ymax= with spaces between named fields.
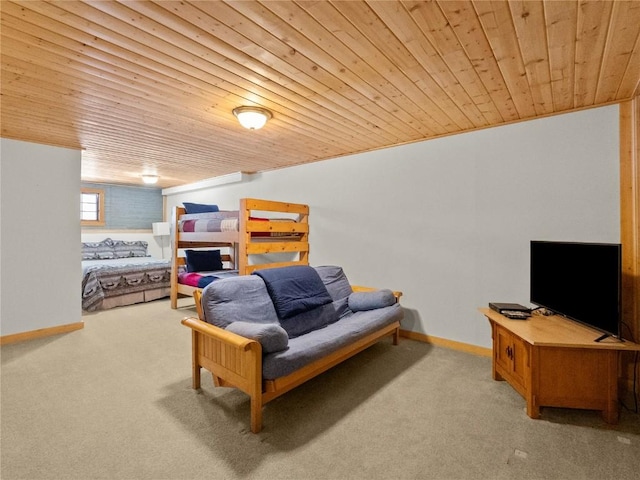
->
xmin=185 ymin=249 xmax=223 ymax=272
xmin=348 ymin=289 xmax=396 ymax=312
xmin=183 ymin=202 xmax=219 ymax=214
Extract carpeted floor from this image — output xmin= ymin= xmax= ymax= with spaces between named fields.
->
xmin=1 ymin=298 xmax=639 ymax=480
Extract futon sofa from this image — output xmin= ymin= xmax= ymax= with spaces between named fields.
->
xmin=181 ymin=265 xmax=404 ymax=433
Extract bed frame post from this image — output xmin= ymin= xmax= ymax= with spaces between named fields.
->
xmin=238 ymin=198 xmax=250 ymax=275
xmin=299 ymin=206 xmax=309 ymax=266
xmin=170 ymin=206 xmax=184 ymax=309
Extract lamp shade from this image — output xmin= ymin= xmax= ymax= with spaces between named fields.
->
xmin=232 ymin=106 xmax=272 ymax=130
xmin=152 ymin=222 xmax=170 ymax=236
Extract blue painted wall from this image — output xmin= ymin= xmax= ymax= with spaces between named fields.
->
xmin=81 ymin=182 xmax=163 ymax=229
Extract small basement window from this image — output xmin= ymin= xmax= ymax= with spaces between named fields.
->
xmin=81 ymin=188 xmax=105 ymax=226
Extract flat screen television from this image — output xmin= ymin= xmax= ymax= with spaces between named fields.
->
xmin=530 ymin=240 xmax=622 ymax=341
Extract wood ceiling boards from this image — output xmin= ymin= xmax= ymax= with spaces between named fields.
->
xmin=1 ymin=0 xmax=639 ymax=188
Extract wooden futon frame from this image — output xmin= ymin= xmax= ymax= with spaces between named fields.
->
xmin=182 ymin=287 xmax=402 ymax=433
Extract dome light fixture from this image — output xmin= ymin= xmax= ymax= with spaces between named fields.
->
xmin=141 ymin=174 xmax=159 ymax=185
xmin=233 ymin=106 xmax=272 ymax=130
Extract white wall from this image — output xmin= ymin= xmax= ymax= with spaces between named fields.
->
xmin=1 ymin=139 xmax=82 ymax=336
xmin=165 ymin=106 xmax=620 ymax=348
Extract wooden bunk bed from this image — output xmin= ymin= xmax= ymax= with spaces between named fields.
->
xmin=170 ymin=198 xmax=309 ymax=309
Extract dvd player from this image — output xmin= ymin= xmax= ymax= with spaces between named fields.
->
xmin=488 ymin=302 xmax=531 ymax=314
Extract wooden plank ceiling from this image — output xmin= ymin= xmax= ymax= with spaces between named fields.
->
xmin=2 ymin=0 xmax=639 ymax=188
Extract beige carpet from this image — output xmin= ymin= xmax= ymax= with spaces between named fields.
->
xmin=1 ymin=298 xmax=639 ymax=480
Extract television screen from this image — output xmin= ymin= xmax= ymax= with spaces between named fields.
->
xmin=530 ymin=241 xmax=622 ymax=339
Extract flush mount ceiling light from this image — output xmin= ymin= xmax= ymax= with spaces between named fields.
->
xmin=141 ymin=174 xmax=159 ymax=185
xmin=232 ymin=106 xmax=273 ymax=130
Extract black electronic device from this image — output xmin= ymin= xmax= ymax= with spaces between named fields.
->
xmin=501 ymin=310 xmax=530 ymax=320
xmin=530 ymin=240 xmax=622 ymax=342
xmin=489 ymin=302 xmax=531 ymax=314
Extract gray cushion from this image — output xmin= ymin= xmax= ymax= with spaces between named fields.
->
xmin=201 ymin=275 xmax=279 ymax=328
xmin=315 ymin=265 xmax=353 ymax=319
xmin=225 ymin=321 xmax=289 ymax=353
xmin=262 ymin=303 xmax=403 ymax=380
xmin=348 ymin=289 xmax=396 ymax=311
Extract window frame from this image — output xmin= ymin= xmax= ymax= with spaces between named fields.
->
xmin=81 ymin=187 xmax=105 ymax=226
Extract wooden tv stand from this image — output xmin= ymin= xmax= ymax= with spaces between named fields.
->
xmin=480 ymin=308 xmax=640 ymax=423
